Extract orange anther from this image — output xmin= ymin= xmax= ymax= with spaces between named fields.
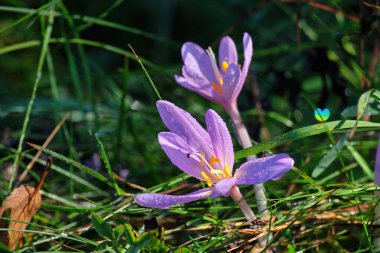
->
xmin=211 ymin=82 xmax=222 ymax=94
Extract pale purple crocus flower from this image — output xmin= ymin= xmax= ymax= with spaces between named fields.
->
xmin=135 ymin=100 xmax=294 ymax=220
xmin=174 ymin=33 xmax=252 ymax=113
xmin=375 ymin=135 xmax=380 ymax=184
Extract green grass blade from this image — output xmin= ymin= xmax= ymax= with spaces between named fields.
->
xmin=235 ymin=120 xmax=380 ymax=160
xmin=27 ymin=143 xmax=115 ymax=189
xmin=346 ymin=141 xmax=374 ymax=179
xmin=312 ymin=133 xmax=348 ymax=178
xmin=10 ymin=4 xmax=56 ymax=192
xmin=128 ymin=44 xmax=162 ymax=100
xmin=0 ymin=38 xmax=159 ymax=70
xmin=94 ymin=133 xmax=122 ymax=195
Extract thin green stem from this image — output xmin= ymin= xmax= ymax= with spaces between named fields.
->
xmin=128 ymin=44 xmax=162 ymax=100
xmin=9 ymin=3 xmax=56 ymax=192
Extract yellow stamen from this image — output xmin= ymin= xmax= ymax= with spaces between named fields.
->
xmin=209 ymin=155 xmax=221 ymax=166
xmin=223 ymin=165 xmax=232 ymax=178
xmin=222 ymin=61 xmax=229 ymax=73
xmin=219 ymin=77 xmax=223 ymax=86
xmin=199 ymin=152 xmax=205 ymax=167
xmin=201 ymin=171 xmax=213 ymax=186
xmin=210 ymin=169 xmax=224 ymax=176
xmin=211 ymin=82 xmax=222 ymax=94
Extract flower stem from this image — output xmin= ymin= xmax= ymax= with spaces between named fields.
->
xmin=230 ymin=186 xmax=255 ymax=221
xmin=227 ymin=103 xmax=270 ymax=218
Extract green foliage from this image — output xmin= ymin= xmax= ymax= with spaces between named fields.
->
xmin=0 ymin=0 xmax=379 ymax=252
xmin=92 ymin=214 xmax=186 ymax=253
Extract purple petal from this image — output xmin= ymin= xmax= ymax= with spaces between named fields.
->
xmin=234 ymin=33 xmax=253 ymax=99
xmin=211 ymin=178 xmax=237 ymax=197
xmin=135 ymin=187 xmax=213 ymax=209
xmin=222 ymin=63 xmax=241 ymax=100
xmin=218 ymin=36 xmax=238 ymax=69
xmin=158 ymin=132 xmax=205 ymax=180
xmin=235 ymin=154 xmax=294 ymax=185
xmin=175 ymin=72 xmax=223 ymax=105
xmin=156 ymin=101 xmax=213 ymax=156
xmin=181 ymin=42 xmax=215 ymax=82
xmin=205 ymin=109 xmax=234 ymax=173
xmin=375 ymin=135 xmax=380 ymax=184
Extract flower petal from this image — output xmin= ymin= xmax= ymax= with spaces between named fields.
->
xmin=375 ymin=135 xmax=380 ymax=184
xmin=222 ymin=63 xmax=241 ymax=100
xmin=235 ymin=154 xmax=294 ymax=185
xmin=211 ymin=178 xmax=237 ymax=197
xmin=218 ymin=36 xmax=238 ymax=69
xmin=135 ymin=188 xmax=213 ymax=209
xmin=234 ymin=33 xmax=253 ymax=99
xmin=205 ymin=109 xmax=234 ymax=173
xmin=157 ymin=100 xmax=213 ymax=156
xmin=158 ymin=132 xmax=205 ymax=180
xmin=181 ymin=42 xmax=214 ymax=82
xmin=175 ymin=74 xmax=216 ymax=103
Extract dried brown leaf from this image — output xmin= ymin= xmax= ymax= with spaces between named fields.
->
xmin=0 ymin=185 xmax=41 ymax=250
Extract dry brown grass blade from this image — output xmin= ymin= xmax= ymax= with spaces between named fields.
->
xmin=0 ymin=157 xmax=52 ymax=250
xmin=18 ymin=113 xmax=69 ymax=182
xmin=363 ymin=1 xmax=380 ymax=10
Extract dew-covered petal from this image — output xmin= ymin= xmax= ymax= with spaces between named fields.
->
xmin=235 ymin=154 xmax=294 ymax=185
xmin=218 ymin=36 xmax=238 ymax=69
xmin=181 ymin=42 xmax=215 ymax=82
xmin=205 ymin=109 xmax=234 ymax=173
xmin=175 ymin=75 xmax=216 ymax=103
xmin=234 ymin=33 xmax=253 ymax=99
xmin=135 ymin=188 xmax=213 ymax=209
xmin=157 ymin=100 xmax=213 ymax=155
xmin=222 ymin=63 xmax=241 ymax=100
xmin=211 ymin=178 xmax=237 ymax=197
xmin=158 ymin=132 xmax=205 ymax=180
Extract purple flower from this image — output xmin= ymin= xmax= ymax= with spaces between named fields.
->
xmin=174 ymin=33 xmax=253 ymax=112
xmin=135 ymin=101 xmax=294 ymax=209
xmin=375 ymin=135 xmax=380 ymax=184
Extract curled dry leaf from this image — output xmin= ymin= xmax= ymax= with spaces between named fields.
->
xmin=0 ymin=185 xmax=42 ymax=250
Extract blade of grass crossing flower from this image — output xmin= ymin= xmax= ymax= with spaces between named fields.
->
xmin=10 ymin=4 xmax=56 ymax=192
xmin=128 ymin=44 xmax=162 ymax=100
xmin=94 ymin=133 xmax=122 ymax=195
xmin=235 ymin=120 xmax=380 ymax=160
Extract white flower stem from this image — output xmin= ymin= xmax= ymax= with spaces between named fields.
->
xmin=227 ymin=102 xmax=269 ymax=218
xmin=230 ymin=186 xmax=255 ymax=221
